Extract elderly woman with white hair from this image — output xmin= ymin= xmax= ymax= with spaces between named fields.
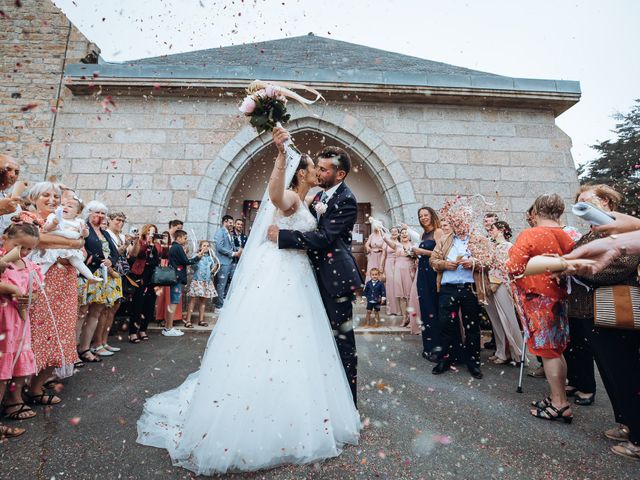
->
xmin=16 ymin=182 xmax=84 ymax=411
xmin=77 ymin=200 xmax=122 ymax=362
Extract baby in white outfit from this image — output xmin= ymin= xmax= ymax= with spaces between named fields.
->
xmin=30 ymin=198 xmax=100 ymax=282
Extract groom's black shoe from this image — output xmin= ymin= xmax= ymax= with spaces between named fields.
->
xmin=422 ymin=351 xmax=439 ymax=363
xmin=468 ymin=364 xmax=483 ymax=379
xmin=432 ymin=360 xmax=451 ymax=375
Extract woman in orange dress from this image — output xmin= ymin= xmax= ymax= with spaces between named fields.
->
xmin=507 ymin=193 xmax=575 ymax=424
xmin=22 ymin=182 xmax=82 ymax=406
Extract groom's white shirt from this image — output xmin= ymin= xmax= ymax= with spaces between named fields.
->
xmin=322 ymin=182 xmax=342 ymax=204
xmin=316 ymin=182 xmax=342 ymax=221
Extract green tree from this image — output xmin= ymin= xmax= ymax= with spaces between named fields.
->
xmin=580 ymin=99 xmax=640 ymax=215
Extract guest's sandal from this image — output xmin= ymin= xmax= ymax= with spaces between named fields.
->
xmin=2 ymin=403 xmax=36 ymax=420
xmin=138 ymin=332 xmax=149 ymax=341
xmin=43 ymin=380 xmax=62 ymax=390
xmin=198 ymin=321 xmax=209 ymax=327
xmin=184 ymin=322 xmax=194 ymax=328
xmin=23 ymin=390 xmax=62 ymax=406
xmin=128 ymin=335 xmax=141 ymax=344
xmin=0 ymin=424 xmax=25 ymax=439
xmin=531 ymin=397 xmax=552 ymax=409
xmin=611 ymin=441 xmax=640 ymax=461
xmin=77 ymin=349 xmax=102 ymax=363
xmin=530 ymin=404 xmax=573 ymax=424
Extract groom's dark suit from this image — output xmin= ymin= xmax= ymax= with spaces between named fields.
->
xmin=278 ymin=182 xmax=363 ymax=404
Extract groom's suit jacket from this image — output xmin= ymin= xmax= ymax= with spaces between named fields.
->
xmin=278 ymin=182 xmax=364 ymax=298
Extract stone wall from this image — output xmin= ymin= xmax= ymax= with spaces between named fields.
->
xmin=0 ymin=0 xmax=93 ymax=179
xmin=50 ymin=91 xmax=579 ymax=236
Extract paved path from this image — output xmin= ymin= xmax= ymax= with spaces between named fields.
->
xmin=1 ymin=332 xmax=636 ymax=479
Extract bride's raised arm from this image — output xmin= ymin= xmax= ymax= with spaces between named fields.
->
xmin=269 ymin=127 xmax=299 ymax=212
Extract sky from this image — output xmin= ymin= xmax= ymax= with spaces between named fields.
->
xmin=53 ymin=0 xmax=640 ymax=168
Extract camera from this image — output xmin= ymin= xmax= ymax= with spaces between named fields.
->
xmin=152 ymin=233 xmax=165 ymax=240
xmin=130 ymin=227 xmax=139 ymax=235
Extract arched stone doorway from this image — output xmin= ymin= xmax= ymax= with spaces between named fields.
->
xmin=186 ymin=114 xmax=419 ymax=243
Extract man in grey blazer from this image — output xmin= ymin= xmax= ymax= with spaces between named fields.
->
xmin=214 ymin=215 xmax=242 ymax=308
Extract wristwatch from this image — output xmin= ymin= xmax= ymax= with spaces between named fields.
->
xmin=610 ymin=234 xmax=627 ymax=256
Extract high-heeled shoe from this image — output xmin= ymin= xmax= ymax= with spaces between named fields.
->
xmin=574 ymin=392 xmax=595 ymax=406
xmin=565 ymin=386 xmax=578 ymax=397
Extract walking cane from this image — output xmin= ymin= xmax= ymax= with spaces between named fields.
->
xmin=516 ymin=330 xmax=528 ymax=393
xmin=508 ymin=281 xmax=529 ymax=393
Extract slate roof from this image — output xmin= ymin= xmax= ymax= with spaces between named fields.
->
xmin=130 ymin=33 xmax=504 ymax=78
xmin=65 ymin=33 xmax=580 ymax=101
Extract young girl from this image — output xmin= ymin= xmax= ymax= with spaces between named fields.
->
xmin=0 ymin=223 xmax=43 ymax=437
xmin=30 ymin=196 xmax=100 ymax=282
xmin=185 ymin=240 xmax=218 ymax=328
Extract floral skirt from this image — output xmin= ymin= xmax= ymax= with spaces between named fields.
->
xmin=83 ymin=276 xmax=124 ymax=307
xmin=188 ymin=280 xmax=218 ymax=299
xmin=520 ymin=293 xmax=569 ymax=359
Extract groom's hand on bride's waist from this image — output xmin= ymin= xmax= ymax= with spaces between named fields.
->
xmin=267 ymin=225 xmax=280 ymax=243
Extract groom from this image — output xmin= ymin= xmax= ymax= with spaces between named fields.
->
xmin=267 ymin=128 xmax=364 ymax=406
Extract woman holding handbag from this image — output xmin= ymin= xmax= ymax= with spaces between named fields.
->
xmin=127 ymin=224 xmax=163 ymax=343
xmin=564 ymin=189 xmax=640 ymax=461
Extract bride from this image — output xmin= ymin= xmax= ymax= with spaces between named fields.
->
xmin=136 ymin=130 xmax=361 ymax=475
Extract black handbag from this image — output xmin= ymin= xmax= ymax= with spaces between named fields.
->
xmin=151 ymin=266 xmax=177 ymax=286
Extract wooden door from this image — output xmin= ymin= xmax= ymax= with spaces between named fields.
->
xmin=352 ymin=203 xmax=371 ymax=279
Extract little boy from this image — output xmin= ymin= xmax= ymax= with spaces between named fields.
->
xmin=362 ymin=268 xmax=386 ymax=328
xmin=164 ymin=230 xmax=202 ymax=337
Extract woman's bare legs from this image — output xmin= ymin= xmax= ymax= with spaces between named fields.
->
xmin=530 ymin=355 xmax=572 ymax=417
xmin=79 ymin=303 xmax=106 ymax=360
xmin=186 ymin=297 xmax=196 ymax=326
xmin=198 ymin=298 xmax=207 ymax=325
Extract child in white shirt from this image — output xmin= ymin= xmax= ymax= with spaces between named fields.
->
xmin=30 ymin=197 xmax=101 ymax=282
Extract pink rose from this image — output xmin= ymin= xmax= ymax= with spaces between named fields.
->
xmin=238 ymin=96 xmax=256 ymax=114
xmin=265 ymin=85 xmax=280 ymax=98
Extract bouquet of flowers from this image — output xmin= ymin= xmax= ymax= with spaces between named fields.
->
xmin=238 ymin=80 xmax=324 ymax=134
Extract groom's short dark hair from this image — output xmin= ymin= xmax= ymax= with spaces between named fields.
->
xmin=318 ymin=146 xmax=351 ymax=175
xmin=222 ymin=215 xmax=233 ymax=224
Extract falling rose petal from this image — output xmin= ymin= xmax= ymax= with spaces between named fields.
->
xmin=433 ymin=434 xmax=452 ymax=445
xmin=69 ymin=417 xmax=81 ymax=425
xmin=111 ymin=366 xmax=116 ymax=373
xmin=20 ymin=103 xmax=38 ymax=112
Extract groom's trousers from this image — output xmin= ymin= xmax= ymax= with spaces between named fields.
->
xmin=319 ymin=282 xmax=358 ymax=406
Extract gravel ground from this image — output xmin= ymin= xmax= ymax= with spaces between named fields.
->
xmin=1 ymin=332 xmax=637 ymax=480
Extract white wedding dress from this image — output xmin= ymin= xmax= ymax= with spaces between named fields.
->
xmin=137 ymin=205 xmax=361 ymax=475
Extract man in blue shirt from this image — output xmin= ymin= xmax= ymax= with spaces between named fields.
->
xmin=430 ymin=216 xmax=485 ymax=379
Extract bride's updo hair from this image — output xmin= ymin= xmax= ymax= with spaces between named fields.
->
xmin=289 ymin=154 xmax=315 ymax=190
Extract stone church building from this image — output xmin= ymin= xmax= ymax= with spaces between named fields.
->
xmin=2 ymin=2 xmax=581 ymax=272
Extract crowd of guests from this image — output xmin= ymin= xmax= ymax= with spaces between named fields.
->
xmin=0 ymin=153 xmax=249 ymax=442
xmin=363 ymin=185 xmax=640 ymax=461
xmin=1 ymin=149 xmax=638 ymax=461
